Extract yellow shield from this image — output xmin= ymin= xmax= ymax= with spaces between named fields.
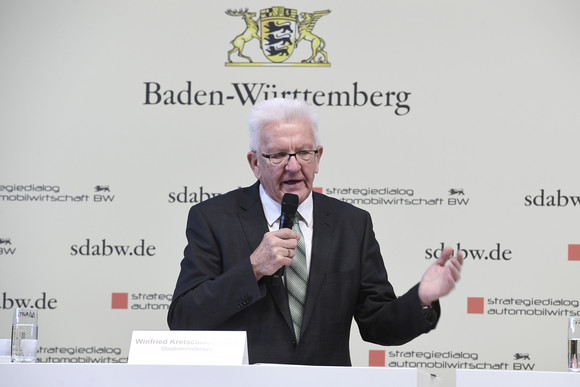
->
xmin=260 ymin=7 xmax=297 ymax=63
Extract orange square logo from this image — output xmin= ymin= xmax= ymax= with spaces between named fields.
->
xmin=313 ymin=187 xmax=323 ymax=193
xmin=112 ymin=293 xmax=128 ymax=309
xmin=569 ymin=245 xmax=580 ymax=261
xmin=369 ymin=350 xmax=386 ymax=367
xmin=467 ymin=297 xmax=484 ymax=314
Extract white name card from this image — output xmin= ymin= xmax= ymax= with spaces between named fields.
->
xmin=128 ymin=330 xmax=248 ymax=365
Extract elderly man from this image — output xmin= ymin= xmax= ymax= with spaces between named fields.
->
xmin=168 ymin=98 xmax=463 ymax=365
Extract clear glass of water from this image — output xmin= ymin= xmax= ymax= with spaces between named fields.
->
xmin=569 ymin=317 xmax=580 ymax=372
xmin=11 ymin=308 xmax=38 ymax=363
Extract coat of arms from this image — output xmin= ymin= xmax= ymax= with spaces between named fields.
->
xmin=226 ymin=7 xmax=331 ymax=66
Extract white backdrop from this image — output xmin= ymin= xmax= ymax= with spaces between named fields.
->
xmin=1 ymin=1 xmax=580 ymax=386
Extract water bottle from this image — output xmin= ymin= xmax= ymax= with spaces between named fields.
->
xmin=11 ymin=308 xmax=38 ymax=363
xmin=569 ymin=317 xmax=580 ymax=372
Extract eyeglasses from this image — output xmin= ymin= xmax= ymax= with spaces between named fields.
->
xmin=260 ymin=150 xmax=319 ymax=166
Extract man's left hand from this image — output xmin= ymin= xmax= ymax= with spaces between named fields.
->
xmin=418 ymin=246 xmax=463 ymax=306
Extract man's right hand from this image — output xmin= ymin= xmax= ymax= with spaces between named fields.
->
xmin=250 ymin=229 xmax=300 ymax=280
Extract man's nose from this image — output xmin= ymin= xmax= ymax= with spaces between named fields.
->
xmin=285 ymin=154 xmax=301 ymax=171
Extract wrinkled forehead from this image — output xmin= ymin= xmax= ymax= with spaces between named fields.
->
xmin=259 ymin=119 xmax=317 ymax=150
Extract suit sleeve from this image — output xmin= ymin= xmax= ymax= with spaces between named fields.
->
xmin=354 ymin=211 xmax=440 ymax=345
xmin=167 ymin=203 xmax=265 ymax=330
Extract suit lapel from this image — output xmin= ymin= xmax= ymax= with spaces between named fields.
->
xmin=237 ymin=183 xmax=269 ymax=252
xmin=238 ymin=182 xmax=293 ymax=331
xmin=300 ymin=193 xmax=334 ymax=336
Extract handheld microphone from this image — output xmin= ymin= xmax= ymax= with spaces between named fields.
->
xmin=280 ymin=193 xmax=299 ymax=230
xmin=275 ymin=193 xmax=299 ymax=278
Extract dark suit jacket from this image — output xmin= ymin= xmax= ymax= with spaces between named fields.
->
xmin=168 ymin=182 xmax=439 ymax=366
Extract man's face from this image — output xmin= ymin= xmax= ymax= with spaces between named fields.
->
xmin=247 ymin=119 xmax=323 ymax=204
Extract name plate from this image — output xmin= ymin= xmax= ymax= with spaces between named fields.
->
xmin=128 ymin=330 xmax=248 ymax=365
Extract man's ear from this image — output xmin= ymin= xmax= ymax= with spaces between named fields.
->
xmin=314 ymin=145 xmax=323 ymax=174
xmin=247 ymin=151 xmax=261 ymax=179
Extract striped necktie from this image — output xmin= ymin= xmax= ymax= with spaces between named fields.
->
xmin=286 ymin=213 xmax=308 ymax=341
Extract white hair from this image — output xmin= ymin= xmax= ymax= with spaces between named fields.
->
xmin=247 ymin=98 xmax=321 ymax=151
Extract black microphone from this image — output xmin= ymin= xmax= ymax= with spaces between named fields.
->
xmin=275 ymin=193 xmax=299 ymax=278
xmin=280 ymin=193 xmax=299 ymax=230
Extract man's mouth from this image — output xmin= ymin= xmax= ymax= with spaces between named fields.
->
xmin=283 ymin=180 xmax=302 ymax=186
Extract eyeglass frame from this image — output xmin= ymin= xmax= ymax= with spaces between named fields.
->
xmin=259 ymin=149 xmax=319 ymax=166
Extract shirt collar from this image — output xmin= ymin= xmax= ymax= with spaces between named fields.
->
xmin=259 ymin=184 xmax=313 ymax=228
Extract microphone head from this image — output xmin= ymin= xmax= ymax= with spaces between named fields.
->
xmin=280 ymin=193 xmax=299 ymax=229
xmin=281 ymin=193 xmax=299 ymax=215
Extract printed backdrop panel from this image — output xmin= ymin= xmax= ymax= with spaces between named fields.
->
xmin=1 ymin=1 xmax=579 ymax=386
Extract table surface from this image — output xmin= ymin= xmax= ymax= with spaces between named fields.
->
xmin=456 ymin=369 xmax=580 ymax=387
xmin=0 ymin=364 xmax=434 ymax=387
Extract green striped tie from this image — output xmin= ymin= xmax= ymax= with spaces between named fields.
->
xmin=286 ymin=213 xmax=308 ymax=341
